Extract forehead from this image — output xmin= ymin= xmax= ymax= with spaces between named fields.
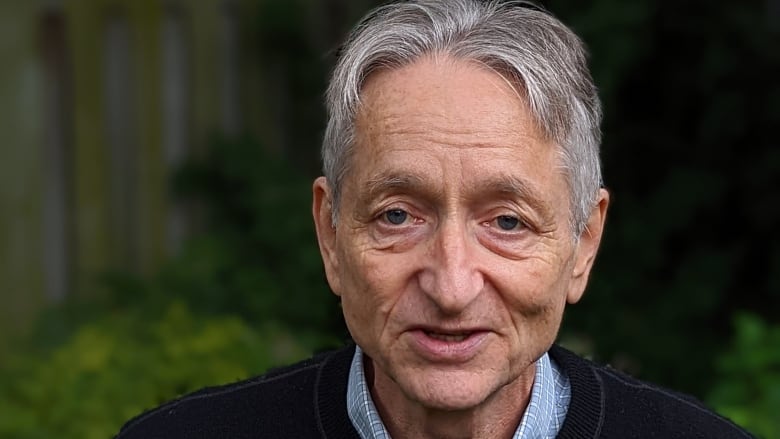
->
xmin=353 ymin=56 xmax=562 ymax=191
xmin=356 ymin=56 xmax=539 ymax=146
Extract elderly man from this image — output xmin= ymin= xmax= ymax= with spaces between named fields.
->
xmin=117 ymin=1 xmax=752 ymax=438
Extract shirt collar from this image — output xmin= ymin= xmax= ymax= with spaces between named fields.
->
xmin=515 ymin=349 xmax=571 ymax=438
xmin=346 ymin=346 xmax=391 ymax=439
xmin=346 ymin=345 xmax=571 ymax=439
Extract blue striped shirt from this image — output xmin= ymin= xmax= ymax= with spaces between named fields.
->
xmin=346 ymin=346 xmax=570 ymax=439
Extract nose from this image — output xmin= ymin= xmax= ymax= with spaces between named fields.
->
xmin=418 ymin=218 xmax=484 ymax=315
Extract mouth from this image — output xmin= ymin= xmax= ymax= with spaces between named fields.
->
xmin=408 ymin=327 xmax=490 ymax=362
xmin=423 ymin=330 xmax=473 ymax=342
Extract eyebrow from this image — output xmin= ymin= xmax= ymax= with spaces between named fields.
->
xmin=361 ymin=171 xmax=439 ymax=204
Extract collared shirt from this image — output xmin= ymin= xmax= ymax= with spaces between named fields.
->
xmin=346 ymin=346 xmax=570 ymax=439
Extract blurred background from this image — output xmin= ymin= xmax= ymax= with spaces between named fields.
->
xmin=0 ymin=0 xmax=778 ymax=437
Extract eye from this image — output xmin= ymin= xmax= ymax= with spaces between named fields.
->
xmin=384 ymin=209 xmax=409 ymax=225
xmin=496 ymin=215 xmax=522 ymax=231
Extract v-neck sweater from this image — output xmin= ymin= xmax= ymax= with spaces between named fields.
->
xmin=116 ymin=344 xmax=754 ymax=438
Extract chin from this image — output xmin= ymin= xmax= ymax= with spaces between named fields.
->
xmin=400 ymin=368 xmax=502 ymax=411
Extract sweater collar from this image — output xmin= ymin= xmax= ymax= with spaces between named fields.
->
xmin=549 ymin=345 xmax=605 ymax=438
xmin=316 ymin=344 xmax=362 ymax=439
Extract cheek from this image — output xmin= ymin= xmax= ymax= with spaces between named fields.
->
xmin=489 ymin=252 xmax=574 ymax=331
xmin=337 ymin=244 xmax=416 ymax=336
xmin=495 ymin=262 xmax=570 ymax=359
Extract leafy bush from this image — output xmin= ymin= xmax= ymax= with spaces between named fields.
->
xmin=708 ymin=313 xmax=780 ymax=438
xmin=0 ymin=300 xmax=324 ymax=439
xmin=0 ymin=137 xmax=346 ymax=439
xmin=165 ymin=136 xmax=345 ymax=336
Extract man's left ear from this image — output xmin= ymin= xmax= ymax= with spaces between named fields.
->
xmin=567 ymin=188 xmax=609 ymax=304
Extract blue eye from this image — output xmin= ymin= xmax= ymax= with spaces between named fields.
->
xmin=496 ymin=215 xmax=520 ymax=231
xmin=385 ymin=209 xmax=408 ymax=225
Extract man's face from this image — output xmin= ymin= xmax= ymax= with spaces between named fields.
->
xmin=313 ymin=56 xmax=607 ymax=411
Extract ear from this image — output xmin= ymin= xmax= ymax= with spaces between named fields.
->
xmin=312 ymin=176 xmax=343 ymax=296
xmin=567 ymin=188 xmax=609 ymax=304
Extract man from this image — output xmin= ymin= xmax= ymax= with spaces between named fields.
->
xmin=117 ymin=1 xmax=753 ymax=438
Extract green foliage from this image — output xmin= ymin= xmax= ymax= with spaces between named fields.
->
xmin=163 ymin=136 xmax=346 ymax=336
xmin=548 ymin=0 xmax=780 ymax=404
xmin=708 ymin=313 xmax=780 ymax=438
xmin=0 ymin=301 xmax=319 ymax=439
xmin=0 ymin=137 xmax=345 ymax=439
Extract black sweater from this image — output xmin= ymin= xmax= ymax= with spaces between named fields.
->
xmin=116 ymin=344 xmax=754 ymax=438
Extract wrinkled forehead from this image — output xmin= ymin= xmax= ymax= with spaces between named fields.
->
xmin=345 ymin=54 xmax=568 ymax=202
xmin=354 ymin=54 xmax=549 ymax=146
xmin=358 ymin=54 xmax=538 ymax=123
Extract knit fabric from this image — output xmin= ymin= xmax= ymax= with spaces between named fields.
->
xmin=116 ymin=344 xmax=755 ymax=439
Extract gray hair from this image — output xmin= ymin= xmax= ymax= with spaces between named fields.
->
xmin=322 ymin=0 xmax=603 ymax=236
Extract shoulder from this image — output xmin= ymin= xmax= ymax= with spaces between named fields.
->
xmin=115 ymin=344 xmax=356 ymax=439
xmin=549 ymin=345 xmax=755 ymax=439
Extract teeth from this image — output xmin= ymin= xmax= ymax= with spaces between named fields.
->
xmin=426 ymin=332 xmax=469 ymax=342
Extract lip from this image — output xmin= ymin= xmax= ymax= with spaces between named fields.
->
xmin=407 ymin=327 xmax=490 ymax=363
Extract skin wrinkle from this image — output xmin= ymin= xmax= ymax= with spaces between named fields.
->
xmin=360 ymin=169 xmax=556 ymax=235
xmin=357 ymin=57 xmax=532 ymax=140
xmin=311 ymin=54 xmax=608 ymax=439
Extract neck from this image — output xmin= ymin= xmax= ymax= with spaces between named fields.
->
xmin=366 ymin=360 xmax=534 ymax=439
